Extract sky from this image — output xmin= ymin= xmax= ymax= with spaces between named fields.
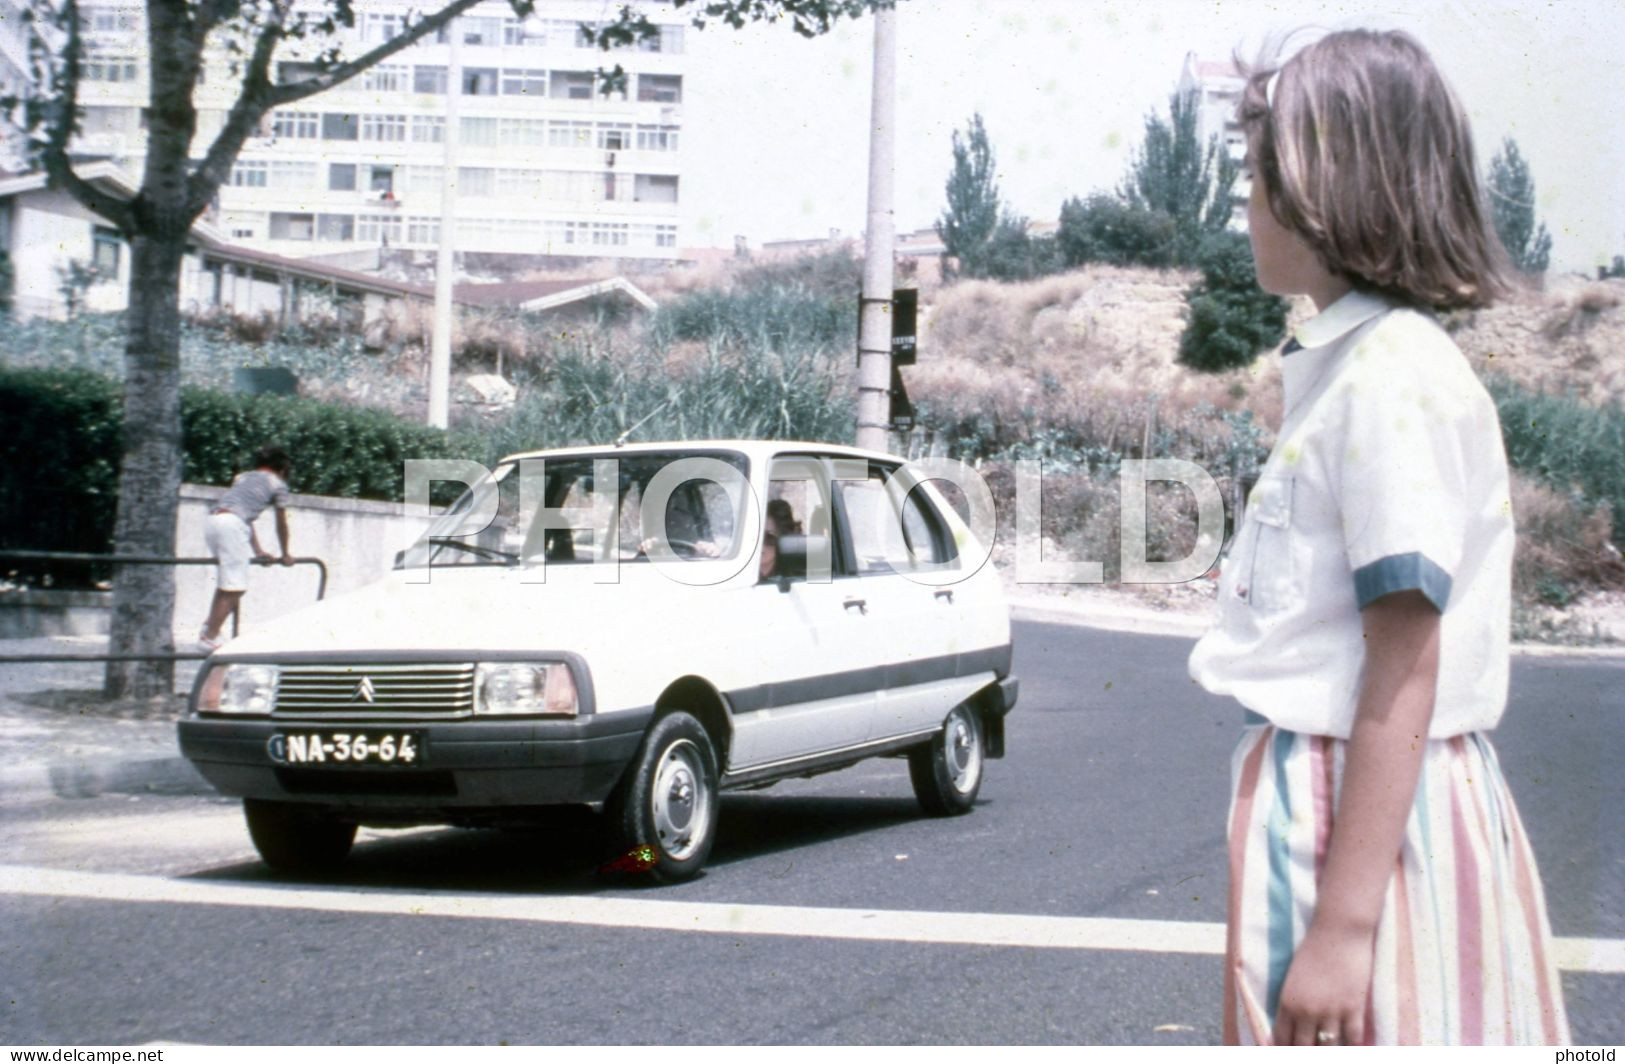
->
xmin=677 ymin=0 xmax=1625 ymax=275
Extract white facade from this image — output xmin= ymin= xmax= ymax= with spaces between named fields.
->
xmin=67 ymin=0 xmax=687 ymax=264
xmin=1176 ymin=52 xmax=1248 ymax=227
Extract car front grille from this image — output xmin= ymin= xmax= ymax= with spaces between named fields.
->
xmin=273 ymin=663 xmax=476 ymax=718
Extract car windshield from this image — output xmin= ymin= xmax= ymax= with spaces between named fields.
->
xmin=397 ymin=451 xmax=752 ymax=569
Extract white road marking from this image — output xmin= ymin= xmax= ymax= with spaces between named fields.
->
xmin=1 ymin=863 xmax=1621 ymax=973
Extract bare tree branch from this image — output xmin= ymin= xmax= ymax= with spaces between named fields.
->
xmin=265 ymin=0 xmax=486 ymax=107
xmin=42 ymin=0 xmax=136 ymax=232
xmin=184 ymin=0 xmax=289 ymax=216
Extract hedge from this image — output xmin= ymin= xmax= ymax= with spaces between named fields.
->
xmin=0 ymin=367 xmax=472 ymax=585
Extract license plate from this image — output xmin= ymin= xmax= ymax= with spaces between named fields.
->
xmin=268 ymin=731 xmax=424 ymax=767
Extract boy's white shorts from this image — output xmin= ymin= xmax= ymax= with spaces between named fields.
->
xmin=204 ymin=511 xmax=253 ymax=591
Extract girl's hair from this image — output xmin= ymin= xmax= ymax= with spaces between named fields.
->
xmin=1238 ymin=29 xmax=1514 ymax=309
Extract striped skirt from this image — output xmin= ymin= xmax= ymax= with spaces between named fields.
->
xmin=1224 ymin=724 xmax=1570 ymax=1045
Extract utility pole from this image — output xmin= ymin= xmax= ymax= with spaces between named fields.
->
xmin=428 ymin=17 xmax=462 ymax=429
xmin=855 ymin=4 xmax=896 ymax=453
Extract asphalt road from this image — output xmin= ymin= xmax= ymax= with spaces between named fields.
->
xmin=1 ymin=619 xmax=1620 ymax=1045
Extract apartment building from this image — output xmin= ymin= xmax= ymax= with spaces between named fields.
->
xmin=1176 ymin=51 xmax=1248 ymax=227
xmin=65 ymin=0 xmax=688 ymax=266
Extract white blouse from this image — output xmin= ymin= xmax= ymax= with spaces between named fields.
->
xmin=1188 ymin=289 xmax=1515 ymax=739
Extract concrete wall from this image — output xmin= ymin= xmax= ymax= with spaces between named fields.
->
xmin=173 ymin=484 xmax=433 ymax=640
xmin=0 ymin=486 xmax=434 ymax=641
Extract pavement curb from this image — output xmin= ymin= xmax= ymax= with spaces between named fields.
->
xmin=0 ymin=755 xmax=209 ymax=804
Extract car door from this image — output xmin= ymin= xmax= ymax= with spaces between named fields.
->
xmin=724 ymin=454 xmax=879 ymax=768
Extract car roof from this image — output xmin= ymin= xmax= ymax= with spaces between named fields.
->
xmin=494 ymin=439 xmax=904 ymax=466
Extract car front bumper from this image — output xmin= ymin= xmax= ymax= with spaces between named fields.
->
xmin=177 ymin=709 xmax=653 ymax=814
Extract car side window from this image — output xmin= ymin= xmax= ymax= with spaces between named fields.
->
xmin=767 ymin=455 xmax=838 ymax=583
xmin=836 ymin=464 xmax=958 ymax=576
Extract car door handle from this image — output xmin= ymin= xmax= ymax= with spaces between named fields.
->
xmin=842 ymin=596 xmax=868 ymax=614
xmin=933 ymin=589 xmax=954 ymax=604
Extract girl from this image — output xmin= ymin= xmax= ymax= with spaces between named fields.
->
xmin=1188 ymin=30 xmax=1570 ymax=1046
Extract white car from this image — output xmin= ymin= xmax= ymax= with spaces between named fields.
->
xmin=179 ymin=441 xmax=1018 ymax=882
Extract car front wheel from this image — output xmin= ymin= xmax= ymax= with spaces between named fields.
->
xmin=244 ymin=798 xmax=357 ymax=873
xmin=606 ymin=711 xmax=719 ymax=883
xmin=908 ymin=703 xmax=983 ymax=816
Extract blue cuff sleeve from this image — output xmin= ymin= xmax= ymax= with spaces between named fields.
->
xmin=1352 ymin=552 xmax=1452 ymax=612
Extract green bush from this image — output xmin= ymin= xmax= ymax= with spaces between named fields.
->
xmin=1489 ymin=376 xmax=1625 ymax=546
xmin=1176 ymin=232 xmax=1290 ymax=373
xmin=0 ymin=367 xmax=473 ymax=587
xmin=1057 ymin=194 xmax=1177 ymax=269
xmin=0 ymin=369 xmax=124 ymax=580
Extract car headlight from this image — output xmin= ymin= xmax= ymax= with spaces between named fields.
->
xmin=475 ymin=662 xmax=578 ymax=716
xmin=198 ymin=664 xmax=279 ymax=715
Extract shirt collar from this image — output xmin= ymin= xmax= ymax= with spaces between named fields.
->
xmin=1287 ymin=288 xmax=1393 ymax=353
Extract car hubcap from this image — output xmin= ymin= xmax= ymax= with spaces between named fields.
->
xmin=651 ymin=739 xmax=710 ymax=860
xmin=946 ymin=708 xmax=982 ymax=794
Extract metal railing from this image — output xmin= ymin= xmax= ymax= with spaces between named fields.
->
xmin=0 ymin=551 xmax=327 ymax=664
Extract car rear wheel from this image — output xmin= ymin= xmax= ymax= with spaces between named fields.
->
xmin=606 ymin=711 xmax=719 ymax=883
xmin=244 ymin=798 xmax=357 ymax=873
xmin=908 ymin=703 xmax=983 ymax=816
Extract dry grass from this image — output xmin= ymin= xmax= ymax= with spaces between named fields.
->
xmin=1453 ymin=276 xmax=1625 ymax=406
xmin=1509 ymin=471 xmax=1625 ymax=606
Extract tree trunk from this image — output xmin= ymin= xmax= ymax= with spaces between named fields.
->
xmin=103 ymin=234 xmax=187 ymax=699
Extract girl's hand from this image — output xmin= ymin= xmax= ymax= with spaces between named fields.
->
xmin=1272 ymin=920 xmax=1374 ymax=1046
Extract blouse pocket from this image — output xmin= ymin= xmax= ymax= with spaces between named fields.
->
xmin=1239 ymin=475 xmax=1297 ymax=613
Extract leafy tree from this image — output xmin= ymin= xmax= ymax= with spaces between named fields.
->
xmin=7 ymin=0 xmax=886 ymax=698
xmin=936 ymin=113 xmax=1001 ymax=281
xmin=973 ymin=213 xmax=1060 ymax=282
xmin=1177 ymin=231 xmax=1289 ymax=373
xmin=1606 ymin=255 xmax=1625 ymax=281
xmin=1056 ymin=193 xmax=1177 ymax=269
xmin=1121 ymin=89 xmax=1237 ymax=267
xmin=1487 ymin=138 xmax=1553 ymax=275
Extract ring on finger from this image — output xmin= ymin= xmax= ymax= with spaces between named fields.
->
xmin=1316 ymin=1029 xmax=1339 ymax=1046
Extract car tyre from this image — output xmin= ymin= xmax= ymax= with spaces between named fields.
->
xmin=606 ymin=711 xmax=719 ymax=883
xmin=244 ymin=798 xmax=357 ymax=873
xmin=909 ymin=703 xmax=983 ymax=816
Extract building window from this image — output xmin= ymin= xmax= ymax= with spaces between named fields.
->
xmin=497 ymin=118 xmax=547 ymax=147
xmin=361 ymin=113 xmax=406 ymax=141
xmin=597 ymin=123 xmax=631 ymax=151
xmin=403 ymin=166 xmax=442 ymax=197
xmin=269 ymin=213 xmax=315 ymax=240
xmin=551 ymin=70 xmax=594 ymax=100
xmin=637 ymin=74 xmax=682 ymax=103
xmin=328 ymin=163 xmax=356 ymax=191
xmin=589 ymin=222 xmax=629 ymax=247
xmin=635 ymin=174 xmax=679 ymax=204
xmin=501 ymin=68 xmax=546 ymax=96
xmin=91 ymin=226 xmax=121 ymax=274
xmin=269 ymin=160 xmax=316 ymax=189
xmin=317 ymin=214 xmax=355 ymax=241
xmin=461 ymin=68 xmax=498 ymax=96
xmin=458 ymin=168 xmax=495 ymax=197
xmin=635 ymin=124 xmax=679 ymax=152
xmin=413 ymin=66 xmax=447 ymax=95
xmin=410 ymin=115 xmax=444 ymax=143
xmin=548 ymin=120 xmax=592 ymax=148
xmin=368 ymin=166 xmax=396 ymax=197
xmin=321 ymin=113 xmax=359 ymax=140
xmin=276 ymin=61 xmax=321 ymax=86
xmin=439 ymin=16 xmax=501 ymax=45
xmin=406 ymin=216 xmax=439 ymax=244
xmin=362 ymin=64 xmax=408 ymax=93
xmin=495 ymin=169 xmax=543 ymax=199
xmin=363 ymin=12 xmax=405 ymax=43
xmin=270 ymin=110 xmax=318 ymax=138
xmin=459 ymin=116 xmax=499 ymax=147
xmin=636 ymin=25 xmax=684 ymax=53
xmin=230 ymin=226 xmax=256 ymax=239
xmin=83 ymin=52 xmax=139 ymax=82
xmin=83 ymin=8 xmax=138 ymax=34
xmin=357 ymin=214 xmax=402 ymax=244
xmin=230 ymin=159 xmax=268 ymax=187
